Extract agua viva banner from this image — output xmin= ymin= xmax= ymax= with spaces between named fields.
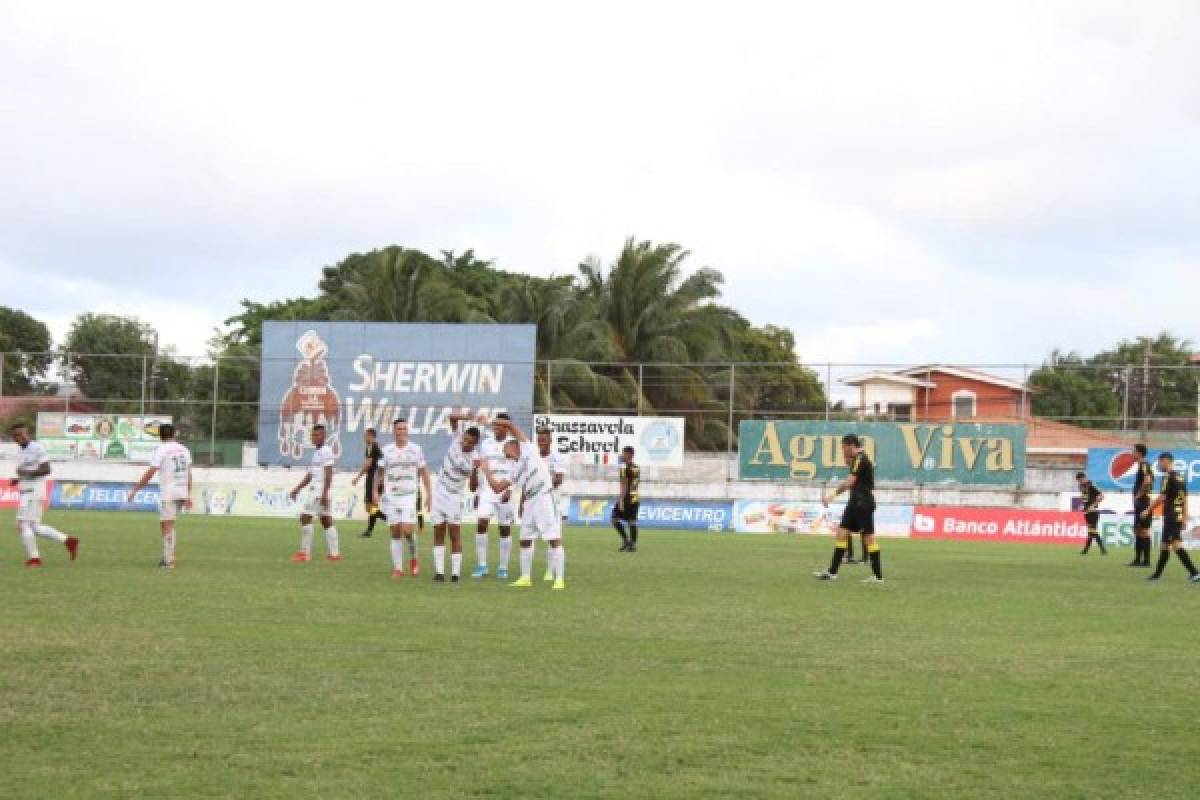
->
xmin=534 ymin=414 xmax=685 ymax=467
xmin=257 ymin=322 xmax=536 ymax=471
xmin=739 ymin=420 xmax=1025 ymax=485
xmin=1086 ymin=448 xmax=1200 ymax=493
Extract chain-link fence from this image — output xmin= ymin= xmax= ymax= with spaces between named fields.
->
xmin=1 ymin=352 xmax=1197 ymax=466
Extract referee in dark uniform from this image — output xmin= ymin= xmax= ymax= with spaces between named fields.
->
xmin=815 ymin=434 xmax=883 ymax=583
xmin=1077 ymin=472 xmax=1106 ymax=555
xmin=612 ymin=446 xmax=641 ymax=552
xmin=353 ymin=428 xmax=386 ymax=537
xmin=1143 ymin=452 xmax=1200 ymax=582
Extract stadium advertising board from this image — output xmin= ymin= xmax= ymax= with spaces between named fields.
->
xmin=738 ymin=420 xmax=1025 ymax=485
xmin=534 ymin=414 xmax=685 ymax=467
xmin=733 ymin=500 xmax=913 ymax=536
xmin=912 ymin=506 xmax=1087 ymax=545
xmin=1086 ymin=448 xmax=1200 ymax=493
xmin=567 ymin=496 xmax=732 ymax=531
xmin=1 ymin=481 xmax=53 ymax=511
xmin=1060 ymin=493 xmax=1200 ymax=549
xmin=50 ymin=481 xmax=160 ymax=513
xmin=258 ymin=322 xmax=536 ymax=471
xmin=35 ymin=413 xmax=171 ymax=462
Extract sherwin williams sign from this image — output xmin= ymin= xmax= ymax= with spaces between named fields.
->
xmin=738 ymin=420 xmax=1025 ymax=485
xmin=1086 ymin=448 xmax=1200 ymax=493
xmin=257 ymin=322 xmax=536 ymax=470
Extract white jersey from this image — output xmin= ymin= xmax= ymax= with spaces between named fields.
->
xmin=437 ymin=434 xmax=478 ymax=496
xmin=510 ymin=441 xmax=555 ymax=501
xmin=151 ymin=441 xmax=192 ymax=498
xmin=17 ymin=440 xmax=50 ymax=491
xmin=478 ymin=434 xmax=512 ymax=495
xmin=542 ymin=449 xmax=568 ymax=501
xmin=309 ymin=444 xmax=336 ymax=492
xmin=381 ymin=441 xmax=425 ymax=500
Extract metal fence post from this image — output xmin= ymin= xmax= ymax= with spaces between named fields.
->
xmin=727 ymin=363 xmax=736 ymax=482
xmin=637 ymin=363 xmax=644 ymax=415
xmin=825 ymin=362 xmax=832 ymax=421
xmin=140 ymin=354 xmax=148 ymax=420
xmin=1121 ymin=367 xmax=1131 ymax=430
xmin=0 ymin=353 xmax=5 ymax=397
xmin=545 ymin=360 xmax=553 ymax=413
xmin=63 ymin=352 xmax=71 ymax=413
xmin=210 ymin=357 xmax=220 ymax=467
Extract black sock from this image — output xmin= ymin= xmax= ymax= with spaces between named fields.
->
xmin=1153 ymin=550 xmax=1170 ymax=578
xmin=1082 ymin=537 xmax=1091 ymax=553
xmin=1097 ymin=535 xmax=1107 ymax=555
xmin=868 ymin=547 xmax=882 ymax=579
xmin=846 ymin=540 xmax=855 ymax=560
xmin=1176 ymin=549 xmax=1198 ymax=577
xmin=829 ymin=543 xmax=847 ymax=575
xmin=630 ymin=525 xmax=639 ymax=545
xmin=613 ymin=518 xmax=628 ymax=544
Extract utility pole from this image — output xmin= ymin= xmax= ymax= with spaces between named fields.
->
xmin=1139 ymin=340 xmax=1151 ymax=441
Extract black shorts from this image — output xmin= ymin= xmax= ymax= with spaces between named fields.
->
xmin=364 ymin=475 xmax=377 ymax=505
xmin=840 ymin=502 xmax=875 ymax=535
xmin=1162 ymin=520 xmax=1183 ymax=544
xmin=1085 ymin=511 xmax=1100 ymax=531
xmin=1134 ymin=499 xmax=1151 ymax=529
xmin=612 ymin=501 xmax=639 ymax=523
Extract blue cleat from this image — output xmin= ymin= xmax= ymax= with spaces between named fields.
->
xmin=472 ymin=565 xmax=488 ymax=579
xmin=497 ymin=566 xmax=509 ymax=580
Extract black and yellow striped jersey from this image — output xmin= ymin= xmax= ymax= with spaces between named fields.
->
xmin=620 ymin=463 xmax=641 ymax=504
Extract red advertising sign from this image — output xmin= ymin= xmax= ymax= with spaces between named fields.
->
xmin=912 ymin=505 xmax=1086 ymax=545
xmin=0 ymin=481 xmax=54 ymax=510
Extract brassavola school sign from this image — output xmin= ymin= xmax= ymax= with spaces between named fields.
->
xmin=739 ymin=420 xmax=1025 ymax=485
xmin=257 ymin=321 xmax=536 ymax=470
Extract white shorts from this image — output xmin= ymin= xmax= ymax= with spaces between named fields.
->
xmin=430 ymin=486 xmax=466 ymax=526
xmin=159 ymin=492 xmax=189 ymax=522
xmin=301 ymin=492 xmax=332 ymax=518
xmin=381 ymin=493 xmax=418 ymax=527
xmin=477 ymin=490 xmax=515 ymax=525
xmin=16 ymin=487 xmax=44 ymax=523
xmin=520 ymin=494 xmax=561 ymax=542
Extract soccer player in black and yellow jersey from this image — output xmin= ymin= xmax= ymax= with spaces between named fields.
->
xmin=815 ymin=434 xmax=883 ymax=583
xmin=1129 ymin=444 xmax=1154 ymax=567
xmin=613 ymin=446 xmax=641 ymax=552
xmin=1143 ymin=453 xmax=1199 ymax=582
xmin=1077 ymin=472 xmax=1106 ymax=555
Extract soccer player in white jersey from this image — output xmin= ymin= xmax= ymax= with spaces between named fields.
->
xmin=287 ymin=424 xmax=342 ymax=563
xmin=536 ymin=426 xmax=568 ymax=582
xmin=376 ymin=418 xmax=432 ymax=579
xmin=473 ymin=413 xmax=516 ymax=579
xmin=127 ymin=423 xmax=192 ymax=569
xmin=8 ymin=423 xmax=79 ymax=567
xmin=479 ymin=418 xmax=565 ymax=590
xmin=429 ymin=413 xmax=481 ymax=583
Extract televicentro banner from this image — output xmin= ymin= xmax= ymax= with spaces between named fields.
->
xmin=733 ymin=500 xmax=913 ymax=536
xmin=739 ymin=420 xmax=1025 ymax=485
xmin=257 ymin=322 xmax=536 ymax=470
xmin=1086 ymin=448 xmax=1200 ymax=493
xmin=534 ymin=414 xmax=685 ymax=467
xmin=567 ymin=496 xmax=732 ymax=531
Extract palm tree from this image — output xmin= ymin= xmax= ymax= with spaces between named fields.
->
xmin=324 ymin=247 xmax=492 ymax=323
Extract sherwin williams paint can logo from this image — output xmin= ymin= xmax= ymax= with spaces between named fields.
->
xmin=278 ymin=330 xmax=343 ymax=461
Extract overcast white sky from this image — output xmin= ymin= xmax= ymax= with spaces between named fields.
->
xmin=2 ymin=0 xmax=1197 ymax=369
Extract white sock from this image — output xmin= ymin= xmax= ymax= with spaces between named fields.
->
xmin=19 ymin=522 xmax=38 ymax=559
xmin=324 ymin=526 xmax=340 ymax=557
xmin=553 ymin=545 xmax=565 ymax=580
xmin=390 ymin=538 xmax=405 ymax=569
xmin=35 ymin=524 xmax=67 ymax=543
xmin=433 ymin=545 xmax=446 ymax=575
xmin=407 ymin=534 xmax=419 ymax=560
xmin=475 ymin=533 xmax=488 ymax=567
xmin=519 ymin=545 xmax=533 ymax=579
xmin=499 ymin=536 xmax=512 ymax=569
xmin=300 ymin=524 xmax=314 ymax=555
xmin=451 ymin=552 xmax=462 ymax=577
xmin=163 ymin=529 xmax=176 ymax=563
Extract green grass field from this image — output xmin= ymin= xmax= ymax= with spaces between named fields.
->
xmin=1 ymin=511 xmax=1197 ymax=799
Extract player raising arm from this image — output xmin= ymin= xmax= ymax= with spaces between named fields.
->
xmin=8 ymin=423 xmax=79 ymax=567
xmin=127 ymin=423 xmax=192 ymax=569
xmin=429 ymin=412 xmax=481 ymax=582
xmin=288 ymin=424 xmax=342 ymax=563
xmin=478 ymin=418 xmax=566 ymax=589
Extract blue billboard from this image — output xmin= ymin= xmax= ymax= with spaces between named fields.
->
xmin=567 ymin=496 xmax=733 ymax=531
xmin=51 ymin=481 xmax=161 ymax=512
xmin=257 ymin=322 xmax=536 ymax=470
xmin=1086 ymin=448 xmax=1200 ymax=493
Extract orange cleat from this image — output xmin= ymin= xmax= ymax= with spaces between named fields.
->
xmin=326 ymin=554 xmax=344 ymax=562
xmin=409 ymin=558 xmax=420 ymax=577
xmin=65 ymin=536 xmax=80 ymax=561
xmin=391 ymin=568 xmax=405 ymax=579
xmin=24 ymin=558 xmax=42 ymax=568
xmin=290 ymin=551 xmax=311 ymax=563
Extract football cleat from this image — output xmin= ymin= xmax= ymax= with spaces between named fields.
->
xmin=862 ymin=575 xmax=885 ymax=584
xmin=497 ymin=567 xmax=509 ymax=580
xmin=409 ymin=558 xmax=420 ymax=577
xmin=450 ymin=574 xmax=460 ymax=583
xmin=1146 ymin=575 xmax=1162 ymax=582
xmin=65 ymin=536 xmax=80 ymax=561
xmin=510 ymin=576 xmax=533 ymax=588
xmin=391 ymin=568 xmax=405 ymax=580
xmin=552 ymin=578 xmax=566 ymax=591
xmin=812 ymin=570 xmax=837 ymax=581
xmin=472 ymin=565 xmax=488 ymax=578
xmin=326 ymin=554 xmax=344 ymax=562
xmin=1190 ymin=574 xmax=1200 ymax=584
xmin=158 ymin=559 xmax=175 ymax=570
xmin=543 ymin=569 xmax=554 ymax=582
xmin=290 ymin=551 xmax=311 ymax=563
xmin=433 ymin=573 xmax=445 ymax=583
xmin=24 ymin=557 xmax=42 ymax=568
xmin=359 ymin=531 xmax=373 ymax=538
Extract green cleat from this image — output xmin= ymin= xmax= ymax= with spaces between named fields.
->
xmin=552 ymin=578 xmax=566 ymax=590
xmin=543 ymin=570 xmax=554 ymax=582
xmin=510 ymin=576 xmax=533 ymax=588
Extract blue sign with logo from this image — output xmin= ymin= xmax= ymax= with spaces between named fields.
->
xmin=257 ymin=322 xmax=537 ymax=471
xmin=1086 ymin=448 xmax=1200 ymax=493
xmin=51 ymin=481 xmax=161 ymax=512
xmin=568 ymin=496 xmax=733 ymax=531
